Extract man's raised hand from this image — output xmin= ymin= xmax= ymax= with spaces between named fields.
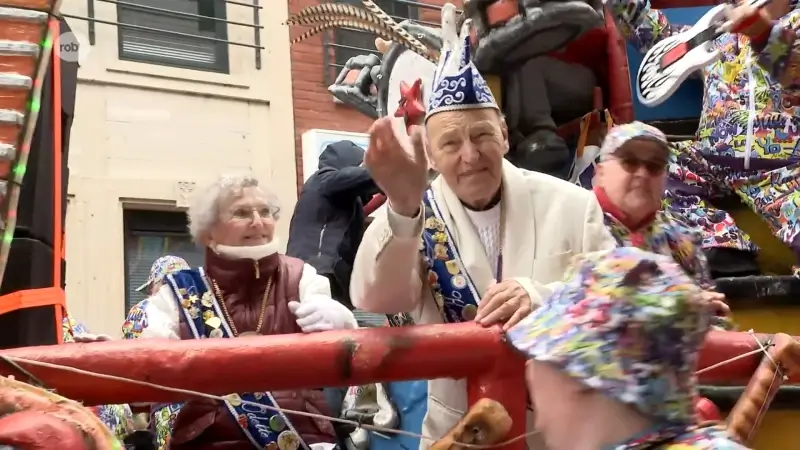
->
xmin=364 ymin=118 xmax=429 ymax=217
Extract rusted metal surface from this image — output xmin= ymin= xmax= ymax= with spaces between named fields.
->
xmin=0 ymin=322 xmax=521 ymax=406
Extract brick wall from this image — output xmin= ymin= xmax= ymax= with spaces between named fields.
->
xmin=288 ymin=0 xmax=453 ymax=192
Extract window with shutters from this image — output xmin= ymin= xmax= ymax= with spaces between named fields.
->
xmin=117 ymin=0 xmax=230 ymax=73
xmin=123 ymin=210 xmax=205 ymax=314
xmin=325 ymin=0 xmax=418 ymax=83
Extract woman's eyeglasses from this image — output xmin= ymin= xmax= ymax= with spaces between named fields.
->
xmin=228 ymin=206 xmax=279 ymax=221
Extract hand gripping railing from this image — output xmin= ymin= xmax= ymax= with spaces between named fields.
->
xmin=0 ymin=322 xmax=529 ymax=450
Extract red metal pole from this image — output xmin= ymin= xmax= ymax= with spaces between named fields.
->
xmin=0 ymin=323 xmax=516 ymax=406
xmin=364 ymin=193 xmax=386 ymax=216
xmin=50 ymin=19 xmax=65 ymax=344
xmin=0 ymin=326 xmax=773 ymax=442
xmin=467 ymin=338 xmax=527 ymax=450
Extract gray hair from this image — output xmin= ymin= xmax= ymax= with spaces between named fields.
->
xmin=187 ymin=174 xmax=281 ymax=244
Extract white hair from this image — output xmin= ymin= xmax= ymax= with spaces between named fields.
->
xmin=187 ymin=174 xmax=280 ymax=244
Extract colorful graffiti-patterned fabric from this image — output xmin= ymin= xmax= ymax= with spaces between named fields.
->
xmin=151 ymin=402 xmax=183 ymax=450
xmin=124 ymin=256 xmax=191 ymax=339
xmin=605 ymin=212 xmax=711 ymax=287
xmin=122 ymin=299 xmax=149 ymax=340
xmin=507 ymin=247 xmax=709 ymax=423
xmin=604 ymin=212 xmax=735 ymax=330
xmin=664 ymin=140 xmax=800 ymax=265
xmin=607 ymin=0 xmax=800 ymax=264
xmin=607 ymin=0 xmax=800 ymax=156
xmin=751 ymin=11 xmax=800 ymax=90
xmin=614 ymin=425 xmax=748 ymax=449
xmin=61 ymin=315 xmax=136 ymax=442
xmin=135 ymin=255 xmax=191 ymax=292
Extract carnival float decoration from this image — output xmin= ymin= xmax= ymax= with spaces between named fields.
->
xmin=285 ymin=0 xmax=631 ymax=180
xmin=0 ymin=376 xmax=119 ymax=449
xmin=636 ymin=0 xmax=772 ymax=107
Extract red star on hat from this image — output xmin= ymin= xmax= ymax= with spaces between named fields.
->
xmin=394 ymin=78 xmax=425 ymax=133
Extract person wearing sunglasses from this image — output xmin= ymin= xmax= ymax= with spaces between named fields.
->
xmin=593 ymin=122 xmax=732 ymax=326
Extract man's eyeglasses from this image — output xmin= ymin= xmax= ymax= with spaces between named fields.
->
xmin=608 ymin=155 xmax=667 ymax=175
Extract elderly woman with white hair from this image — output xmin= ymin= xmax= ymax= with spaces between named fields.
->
xmin=123 ymin=175 xmax=357 ymax=450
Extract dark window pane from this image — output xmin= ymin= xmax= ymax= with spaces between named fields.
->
xmin=117 ymin=0 xmax=230 ymax=73
xmin=123 ymin=210 xmax=205 ymax=314
xmin=331 ymin=0 xmax=417 ymax=68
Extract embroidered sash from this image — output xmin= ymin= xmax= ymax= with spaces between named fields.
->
xmin=165 ymin=269 xmax=309 ymax=450
xmin=386 ymin=191 xmax=481 ymax=327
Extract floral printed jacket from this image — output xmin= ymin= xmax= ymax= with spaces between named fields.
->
xmin=608 ymin=0 xmax=800 ymax=161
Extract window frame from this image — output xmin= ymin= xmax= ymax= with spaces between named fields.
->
xmin=116 ymin=0 xmax=231 ymax=74
xmin=122 ymin=209 xmax=203 ymax=315
xmin=326 ymin=0 xmax=418 ymax=83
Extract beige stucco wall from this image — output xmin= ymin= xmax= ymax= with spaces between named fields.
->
xmin=61 ymin=0 xmax=297 ymax=336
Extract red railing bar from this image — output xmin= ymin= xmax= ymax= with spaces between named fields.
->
xmin=0 ymin=324 xmax=783 ymax=450
xmin=0 ymin=322 xmax=524 ymax=406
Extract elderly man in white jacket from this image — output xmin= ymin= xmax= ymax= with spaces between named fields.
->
xmin=349 ymin=5 xmax=616 ymax=450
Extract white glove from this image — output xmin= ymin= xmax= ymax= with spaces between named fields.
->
xmin=288 ymin=295 xmax=358 ymax=333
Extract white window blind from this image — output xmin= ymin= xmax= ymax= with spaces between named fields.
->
xmin=118 ymin=0 xmax=228 ymax=71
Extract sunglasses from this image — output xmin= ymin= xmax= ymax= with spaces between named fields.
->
xmin=608 ymin=155 xmax=667 ymax=175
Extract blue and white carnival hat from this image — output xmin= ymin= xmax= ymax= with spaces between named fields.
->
xmin=425 ymin=4 xmax=499 ymax=122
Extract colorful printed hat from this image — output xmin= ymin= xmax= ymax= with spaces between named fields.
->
xmin=135 ymin=255 xmax=191 ymax=292
xmin=507 ymin=247 xmax=709 ymax=424
xmin=600 ymin=121 xmax=668 ymax=159
xmin=425 ymin=4 xmax=499 ymax=122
